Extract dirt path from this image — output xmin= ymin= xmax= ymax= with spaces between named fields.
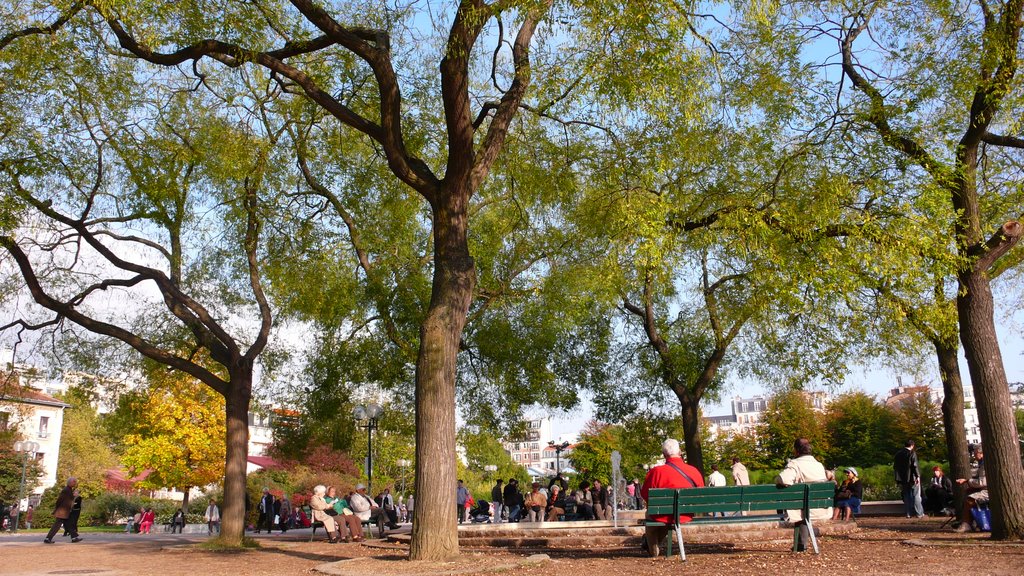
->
xmin=1 ymin=517 xmax=1021 ymax=576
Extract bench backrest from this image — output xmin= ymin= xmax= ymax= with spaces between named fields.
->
xmin=648 ymin=483 xmax=834 ymax=518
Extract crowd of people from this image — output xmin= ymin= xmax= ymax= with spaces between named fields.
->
xmin=472 ymin=474 xmax=619 ymax=524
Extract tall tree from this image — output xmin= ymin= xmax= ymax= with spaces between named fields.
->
xmin=54 ymin=387 xmax=119 ymax=498
xmin=760 ymin=389 xmax=828 ymax=469
xmin=823 ymin=392 xmax=899 ymax=468
xmin=836 ymin=1 xmax=1024 ymax=538
xmin=0 ymin=22 xmax=280 ymax=544
xmin=110 ymin=362 xmax=227 ymax=511
xmin=77 ymin=0 xmax=555 ymax=558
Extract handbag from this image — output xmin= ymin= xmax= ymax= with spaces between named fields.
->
xmin=837 ymin=490 xmax=852 ymax=500
xmin=970 ymin=507 xmax=991 ymax=532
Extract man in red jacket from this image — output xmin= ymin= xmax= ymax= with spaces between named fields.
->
xmin=640 ymin=439 xmax=704 ymax=557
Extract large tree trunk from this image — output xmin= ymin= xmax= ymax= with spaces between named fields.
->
xmin=409 ymin=192 xmax=474 ymax=560
xmin=957 ymin=270 xmax=1024 ymax=539
xmin=934 ymin=340 xmax=971 ymax=514
xmin=220 ymin=373 xmax=252 ymax=544
xmin=677 ymin=391 xmax=704 ymax=475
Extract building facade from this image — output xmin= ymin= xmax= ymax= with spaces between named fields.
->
xmin=1 ymin=379 xmax=70 ymax=500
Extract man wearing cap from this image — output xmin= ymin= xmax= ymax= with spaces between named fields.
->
xmin=348 ymin=484 xmax=389 ymax=535
xmin=832 ymin=468 xmax=863 ymax=521
xmin=925 ymin=465 xmax=953 ymax=515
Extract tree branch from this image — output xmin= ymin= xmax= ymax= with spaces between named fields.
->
xmin=981 ymin=132 xmax=1024 ymax=149
xmin=0 ymin=2 xmax=82 ymax=51
xmin=0 ymin=236 xmax=229 ymax=395
xmin=974 ymin=220 xmax=1023 ymax=272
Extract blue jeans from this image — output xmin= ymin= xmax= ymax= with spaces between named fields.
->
xmin=901 ymin=482 xmax=923 ymax=517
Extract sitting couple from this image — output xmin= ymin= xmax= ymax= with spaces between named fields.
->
xmin=309 ymin=485 xmax=364 ymax=543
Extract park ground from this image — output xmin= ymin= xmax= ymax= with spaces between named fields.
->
xmin=1 ymin=516 xmax=1022 ymax=576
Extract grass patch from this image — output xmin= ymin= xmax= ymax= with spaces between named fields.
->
xmin=196 ymin=536 xmax=262 ymax=551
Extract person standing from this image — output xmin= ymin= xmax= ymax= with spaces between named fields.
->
xmin=503 ymin=478 xmax=520 ymax=522
xmin=706 ymin=464 xmax=727 ymax=517
xmin=894 ymin=440 xmax=924 ymax=518
xmin=490 ymin=479 xmax=505 ymax=523
xmin=204 ymin=499 xmax=221 ymax=535
xmin=257 ymin=487 xmax=275 ymax=533
xmin=640 ymin=439 xmax=705 ymax=557
xmin=731 ymin=457 xmax=750 ymax=486
xmin=455 ymin=479 xmax=469 ymax=523
xmin=44 ymin=477 xmax=81 ymax=544
xmin=378 ymin=488 xmax=399 ymax=528
xmin=406 ymin=493 xmax=414 ymax=523
xmin=25 ymin=505 xmax=34 ymax=530
xmin=775 ymin=438 xmax=834 ymax=551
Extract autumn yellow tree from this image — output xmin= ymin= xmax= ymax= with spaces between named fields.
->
xmin=112 ymin=363 xmax=226 ymax=512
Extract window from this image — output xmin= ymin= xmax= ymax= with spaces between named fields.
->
xmin=514 ymin=443 xmax=520 ymax=451
xmin=531 ymin=442 xmax=539 ymax=450
xmin=38 ymin=416 xmax=50 ymax=438
xmin=533 ymin=452 xmax=540 ymax=461
xmin=514 ymin=454 xmax=520 ymax=461
xmin=0 ymin=411 xmax=9 ymax=431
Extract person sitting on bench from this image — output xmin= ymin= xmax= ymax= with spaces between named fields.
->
xmin=639 ymin=438 xmax=704 ymax=557
xmin=775 ymin=438 xmax=834 ymax=551
xmin=925 ymin=466 xmax=954 ymax=515
xmin=832 ymin=467 xmax=863 ymax=521
xmin=954 ymin=448 xmax=988 ymax=532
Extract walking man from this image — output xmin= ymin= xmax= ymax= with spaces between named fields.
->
xmin=894 ymin=439 xmax=924 ymax=518
xmin=44 ymin=477 xmax=81 ymax=543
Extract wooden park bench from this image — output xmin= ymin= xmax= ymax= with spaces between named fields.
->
xmin=305 ymin=506 xmax=382 ymax=542
xmin=645 ymin=482 xmax=834 ymax=560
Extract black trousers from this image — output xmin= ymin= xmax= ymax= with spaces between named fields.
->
xmin=46 ymin=517 xmax=76 ymax=540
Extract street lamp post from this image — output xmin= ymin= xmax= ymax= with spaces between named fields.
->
xmin=548 ymin=441 xmax=570 ymax=474
xmin=11 ymin=440 xmax=40 ymax=533
xmin=353 ymin=403 xmax=383 ymax=496
xmin=397 ymin=458 xmax=412 ymax=496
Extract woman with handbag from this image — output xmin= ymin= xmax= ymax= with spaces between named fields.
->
xmin=832 ymin=468 xmax=863 ymax=521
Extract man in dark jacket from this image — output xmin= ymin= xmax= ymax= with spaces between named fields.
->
xmin=894 ymin=440 xmax=924 ymax=518
xmin=257 ymin=487 xmax=275 ymax=534
xmin=44 ymin=477 xmax=81 ymax=543
xmin=502 ymin=478 xmax=521 ymax=522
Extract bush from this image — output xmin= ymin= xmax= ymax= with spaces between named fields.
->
xmin=83 ymin=492 xmax=144 ymax=526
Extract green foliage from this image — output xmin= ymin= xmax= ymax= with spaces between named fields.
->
xmin=759 ymin=390 xmax=827 ymax=469
xmin=111 ymin=366 xmax=226 ymax=501
xmin=0 ymin=442 xmax=43 ymax=503
xmin=703 ymin=428 xmax=767 ymax=471
xmin=567 ymin=421 xmax=620 ymax=484
xmin=823 ymin=392 xmax=900 ymax=469
xmin=55 ymin=387 xmax=119 ymax=498
xmin=458 ymin=427 xmax=531 ymax=500
xmin=890 ymin=392 xmax=946 ymax=462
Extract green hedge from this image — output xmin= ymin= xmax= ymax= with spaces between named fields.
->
xmin=743 ymin=460 xmax=947 ymax=502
